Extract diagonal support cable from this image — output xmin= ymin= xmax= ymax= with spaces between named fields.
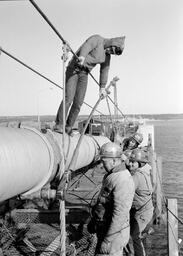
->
xmin=0 ymin=47 xmax=105 ymax=116
xmin=29 ymin=0 xmax=74 ymax=54
xmin=68 ymin=77 xmax=118 ymax=171
xmin=28 ymin=0 xmax=127 ymax=120
xmin=28 ymin=0 xmax=100 ymax=85
xmin=1 ymin=47 xmax=61 ymax=89
xmin=107 ymin=95 xmax=129 ymax=122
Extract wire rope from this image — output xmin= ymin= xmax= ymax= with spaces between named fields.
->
xmin=28 ymin=0 xmax=128 ymax=121
xmin=0 ymin=47 xmax=105 ymax=116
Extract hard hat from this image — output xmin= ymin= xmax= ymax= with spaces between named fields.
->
xmin=129 ymin=148 xmax=149 ymax=163
xmin=100 ymin=142 xmax=122 ymax=158
xmin=130 ymin=133 xmax=143 ymax=144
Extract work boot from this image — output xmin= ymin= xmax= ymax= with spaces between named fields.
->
xmin=53 ymin=124 xmax=63 ymax=134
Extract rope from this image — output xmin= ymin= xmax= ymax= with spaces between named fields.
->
xmin=0 ymin=47 xmax=62 ymax=89
xmin=68 ymin=170 xmax=100 ymax=204
xmin=107 ymin=95 xmax=129 ymax=122
xmin=28 ymin=0 xmax=128 ymax=121
xmin=67 ymin=192 xmax=91 ymax=206
xmin=0 ymin=47 xmax=104 ymax=116
xmin=82 ymin=172 xmax=97 ymax=185
xmin=165 ymin=203 xmax=183 ymax=226
xmin=68 ymin=166 xmax=97 ymax=190
xmin=58 ymin=152 xmax=66 ymax=256
xmin=29 ymin=0 xmax=69 ymax=48
xmin=68 ymin=172 xmax=84 ymax=190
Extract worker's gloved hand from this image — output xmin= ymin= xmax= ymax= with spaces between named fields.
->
xmin=77 ymin=56 xmax=85 ymax=67
xmin=99 ymin=240 xmax=111 ymax=254
xmin=99 ymin=88 xmax=107 ymax=99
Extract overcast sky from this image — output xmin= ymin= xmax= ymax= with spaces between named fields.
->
xmin=0 ymin=0 xmax=183 ymax=116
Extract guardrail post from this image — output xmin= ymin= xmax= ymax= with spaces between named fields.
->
xmin=167 ymin=198 xmax=178 ymax=256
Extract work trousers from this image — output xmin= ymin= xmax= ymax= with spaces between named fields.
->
xmin=127 ymin=207 xmax=153 ymax=256
xmin=95 ymin=224 xmax=129 ymax=256
xmin=55 ymin=68 xmax=88 ymax=128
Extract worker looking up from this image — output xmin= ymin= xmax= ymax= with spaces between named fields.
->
xmin=87 ymin=142 xmax=134 ymax=255
xmin=114 ymin=132 xmax=143 ymax=163
xmin=54 ymin=34 xmax=125 ymax=135
xmin=126 ymin=148 xmax=154 ymax=256
xmin=122 ymin=133 xmax=143 ymax=151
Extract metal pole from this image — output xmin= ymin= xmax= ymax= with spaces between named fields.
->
xmin=59 ymin=43 xmax=69 ymax=256
xmin=62 ymin=43 xmax=68 ymax=162
xmin=68 ymin=77 xmax=119 ymax=172
xmin=59 ymin=160 xmax=66 ymax=256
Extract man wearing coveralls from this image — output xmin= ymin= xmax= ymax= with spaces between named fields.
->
xmin=87 ymin=142 xmax=135 ymax=255
xmin=126 ymin=148 xmax=154 ymax=256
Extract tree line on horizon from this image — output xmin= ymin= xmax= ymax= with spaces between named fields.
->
xmin=0 ymin=113 xmax=183 ymax=123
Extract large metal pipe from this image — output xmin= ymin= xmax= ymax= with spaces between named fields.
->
xmin=0 ymin=126 xmax=110 ymax=202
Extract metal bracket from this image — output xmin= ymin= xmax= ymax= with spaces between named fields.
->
xmin=56 ymin=169 xmax=71 ymax=200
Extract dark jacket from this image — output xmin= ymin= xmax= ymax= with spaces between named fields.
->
xmin=68 ymin=34 xmax=125 ymax=87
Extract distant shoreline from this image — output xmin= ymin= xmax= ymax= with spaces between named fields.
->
xmin=0 ymin=114 xmax=183 ymax=123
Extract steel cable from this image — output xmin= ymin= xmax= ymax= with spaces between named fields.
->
xmin=0 ymin=47 xmax=105 ymax=116
xmin=107 ymin=95 xmax=129 ymax=122
xmin=28 ymin=0 xmax=128 ymax=121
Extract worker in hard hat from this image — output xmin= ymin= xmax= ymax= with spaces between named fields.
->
xmin=87 ymin=142 xmax=135 ymax=255
xmin=125 ymin=148 xmax=154 ymax=256
xmin=120 ymin=132 xmax=143 ymax=163
xmin=54 ymin=34 xmax=125 ymax=135
xmin=122 ymin=133 xmax=143 ymax=151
